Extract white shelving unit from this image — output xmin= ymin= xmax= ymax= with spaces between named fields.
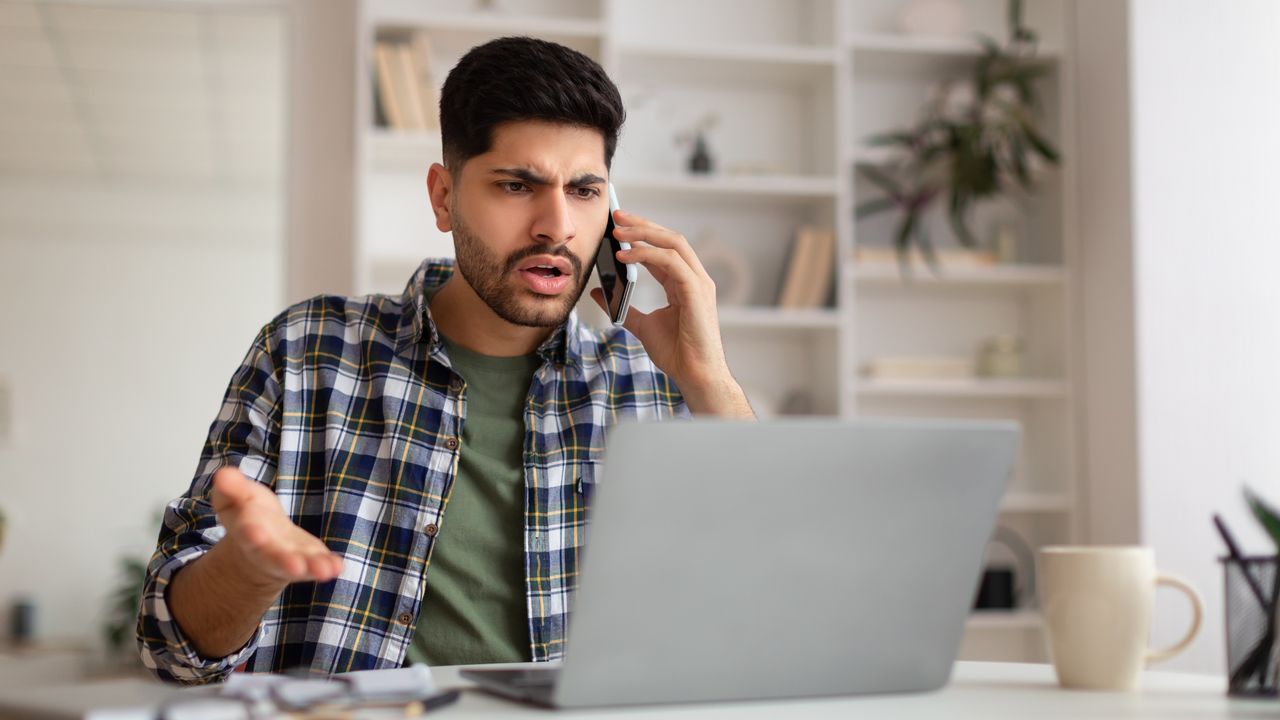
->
xmin=353 ymin=0 xmax=1077 ymax=662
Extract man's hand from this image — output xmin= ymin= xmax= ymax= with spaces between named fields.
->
xmin=590 ymin=209 xmax=754 ymax=418
xmin=166 ymin=467 xmax=343 ymax=660
xmin=211 ymin=467 xmax=343 ymax=587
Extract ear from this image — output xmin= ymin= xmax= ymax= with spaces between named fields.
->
xmin=426 ymin=162 xmax=454 ymax=232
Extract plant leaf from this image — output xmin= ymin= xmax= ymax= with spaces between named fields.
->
xmin=1008 ymin=0 xmax=1025 ymax=41
xmin=916 ymin=225 xmax=941 ymax=275
xmin=856 ymin=163 xmax=904 ymax=200
xmin=948 ymin=199 xmax=978 ymax=248
xmin=1022 ymin=124 xmax=1061 ymax=163
xmin=1245 ymin=487 xmax=1280 ymax=550
xmin=865 ymin=131 xmax=917 ymax=148
xmin=856 ymin=197 xmax=898 ymax=219
xmin=893 ymin=211 xmax=920 ymax=271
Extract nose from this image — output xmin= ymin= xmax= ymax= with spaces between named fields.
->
xmin=530 ymin=190 xmax=576 ymax=246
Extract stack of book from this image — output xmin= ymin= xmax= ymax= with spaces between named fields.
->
xmin=861 ymin=356 xmax=974 ymax=380
xmin=776 ymin=225 xmax=836 ymax=309
xmin=373 ymin=33 xmax=439 ymax=132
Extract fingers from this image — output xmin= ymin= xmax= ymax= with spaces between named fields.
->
xmin=211 ymin=466 xmax=256 ymax=511
xmin=214 ymin=467 xmax=342 ymax=584
xmin=612 ymin=210 xmax=709 ymax=280
xmin=243 ymin=521 xmax=343 ymax=583
xmin=616 ymin=244 xmax=705 ymax=303
xmin=306 ymin=552 xmax=344 ymax=582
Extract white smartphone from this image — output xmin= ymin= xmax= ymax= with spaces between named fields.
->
xmin=593 ymin=182 xmax=637 ymax=326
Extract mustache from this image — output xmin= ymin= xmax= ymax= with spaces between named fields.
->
xmin=504 ymin=246 xmax=583 ymax=277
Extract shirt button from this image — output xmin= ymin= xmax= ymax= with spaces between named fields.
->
xmin=398 ymin=612 xmax=413 ymax=625
xmin=450 ymin=378 xmax=464 ymax=392
xmin=445 ymin=437 xmax=459 ymax=451
xmin=424 ymin=523 xmax=438 ymax=537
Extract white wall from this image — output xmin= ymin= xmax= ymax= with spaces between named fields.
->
xmin=0 ymin=0 xmax=292 ymax=660
xmin=1129 ymin=0 xmax=1280 ymax=674
xmin=0 ymin=179 xmax=282 ymax=654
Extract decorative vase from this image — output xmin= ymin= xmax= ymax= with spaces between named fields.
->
xmin=688 ymin=133 xmax=713 ymax=174
xmin=977 ymin=335 xmax=1024 ymax=377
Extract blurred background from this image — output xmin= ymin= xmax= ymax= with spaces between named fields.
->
xmin=0 ymin=0 xmax=1278 ymax=685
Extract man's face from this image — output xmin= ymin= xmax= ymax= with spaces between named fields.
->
xmin=443 ymin=120 xmax=609 ymax=328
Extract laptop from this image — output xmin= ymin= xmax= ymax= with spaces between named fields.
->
xmin=462 ymin=417 xmax=1019 ymax=708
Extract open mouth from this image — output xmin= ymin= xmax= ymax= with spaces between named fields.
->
xmin=525 ymin=265 xmax=565 ymax=278
xmin=514 ymin=254 xmax=575 ymax=295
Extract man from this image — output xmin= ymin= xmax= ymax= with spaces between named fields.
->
xmin=137 ymin=36 xmax=753 ymax=684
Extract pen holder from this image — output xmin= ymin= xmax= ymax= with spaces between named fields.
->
xmin=1222 ymin=556 xmax=1280 ymax=697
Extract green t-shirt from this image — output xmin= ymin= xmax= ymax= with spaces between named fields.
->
xmin=405 ymin=327 xmax=542 ymax=666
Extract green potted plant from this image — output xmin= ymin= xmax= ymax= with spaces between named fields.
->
xmin=855 ymin=0 xmax=1060 ymax=268
xmin=1225 ymin=489 xmax=1280 ymax=692
xmin=103 ymin=556 xmax=148 ymax=663
xmin=102 ymin=506 xmax=164 ymax=667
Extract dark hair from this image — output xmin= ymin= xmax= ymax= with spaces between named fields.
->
xmin=439 ymin=36 xmax=625 ymax=172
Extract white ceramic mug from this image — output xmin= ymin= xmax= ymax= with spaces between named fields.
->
xmin=1038 ymin=546 xmax=1203 ymax=690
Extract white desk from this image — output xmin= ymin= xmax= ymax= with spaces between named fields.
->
xmin=0 ymin=661 xmax=1267 ymax=719
xmin=433 ymin=662 xmax=1261 ymax=719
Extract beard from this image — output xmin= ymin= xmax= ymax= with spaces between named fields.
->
xmin=450 ymin=203 xmax=591 ymax=328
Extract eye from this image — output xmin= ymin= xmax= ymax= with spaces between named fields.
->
xmin=572 ymin=187 xmax=601 ymax=200
xmin=498 ymin=181 xmax=529 ymax=194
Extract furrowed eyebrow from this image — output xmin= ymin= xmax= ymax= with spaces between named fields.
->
xmin=491 ymin=167 xmax=606 ymax=189
xmin=491 ymin=167 xmax=548 ymax=186
xmin=568 ymin=173 xmax=607 ymax=188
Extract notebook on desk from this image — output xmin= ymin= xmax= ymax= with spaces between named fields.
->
xmin=462 ymin=417 xmax=1019 ymax=708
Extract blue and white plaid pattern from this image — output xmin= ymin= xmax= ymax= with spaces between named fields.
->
xmin=137 ymin=258 xmax=687 ymax=684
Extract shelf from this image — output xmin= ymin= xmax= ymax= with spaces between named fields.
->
xmin=852 ymin=263 xmax=1067 ymax=288
xmin=370 ymin=8 xmax=604 ymax=39
xmin=967 ymin=610 xmax=1043 ymax=631
xmin=1000 ymin=492 xmax=1073 ymax=514
xmin=617 ymin=173 xmax=838 ymax=200
xmin=351 ymin=1 xmax=1078 ymax=669
xmin=718 ymin=307 xmax=840 ymax=330
xmin=849 ymin=31 xmax=1059 ymax=60
xmin=366 ymin=129 xmax=441 ymax=172
xmin=855 ymin=378 xmax=1069 ymax=399
xmin=617 ymin=41 xmax=837 ymax=85
xmin=621 ymin=41 xmax=838 ymax=66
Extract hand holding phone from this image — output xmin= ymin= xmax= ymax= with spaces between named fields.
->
xmin=593 ymin=183 xmax=637 ymax=326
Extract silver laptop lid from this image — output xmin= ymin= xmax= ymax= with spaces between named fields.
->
xmin=554 ymin=418 xmax=1018 ymax=708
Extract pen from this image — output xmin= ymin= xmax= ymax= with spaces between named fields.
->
xmin=409 ymin=688 xmax=462 ymax=715
xmin=1214 ymin=513 xmax=1268 ymax=608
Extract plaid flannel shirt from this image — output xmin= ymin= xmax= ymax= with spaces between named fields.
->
xmin=137 ymin=258 xmax=687 ymax=684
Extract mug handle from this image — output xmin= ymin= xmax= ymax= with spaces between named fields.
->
xmin=1145 ymin=573 xmax=1204 ymax=664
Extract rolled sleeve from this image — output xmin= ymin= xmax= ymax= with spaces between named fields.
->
xmin=137 ymin=541 xmax=264 ymax=684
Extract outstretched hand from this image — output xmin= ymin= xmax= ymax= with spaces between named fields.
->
xmin=211 ymin=467 xmax=343 ymax=587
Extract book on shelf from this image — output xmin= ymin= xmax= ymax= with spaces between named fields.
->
xmin=394 ymin=44 xmax=429 ymax=130
xmin=373 ymin=42 xmax=407 ymax=130
xmin=410 ymin=33 xmax=440 ymax=131
xmin=861 ymin=356 xmax=974 ymax=381
xmin=776 ymin=225 xmax=835 ymax=309
xmin=372 ymin=34 xmax=441 ymax=132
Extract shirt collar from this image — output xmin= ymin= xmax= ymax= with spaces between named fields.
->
xmin=395 ymin=257 xmax=585 ymax=368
